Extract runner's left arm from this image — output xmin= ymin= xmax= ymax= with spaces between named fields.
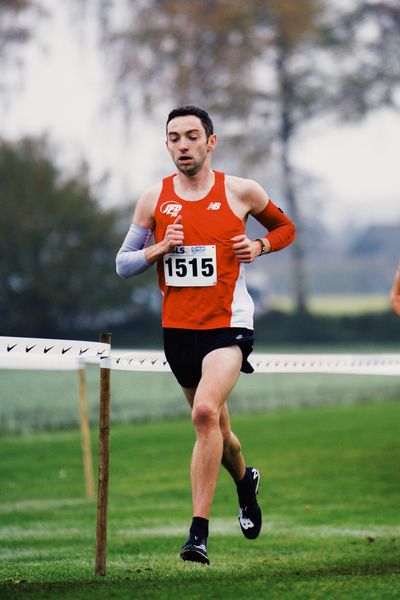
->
xmin=253 ymin=200 xmax=296 ymax=254
xmin=232 ymin=179 xmax=295 ymax=263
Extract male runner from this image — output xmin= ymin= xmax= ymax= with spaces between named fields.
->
xmin=390 ymin=263 xmax=400 ymax=316
xmin=116 ymin=105 xmax=295 ymax=564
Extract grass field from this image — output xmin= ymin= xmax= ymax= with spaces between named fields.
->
xmin=1 ymin=400 xmax=399 ymax=599
xmin=2 ymin=353 xmax=400 ymax=432
xmin=268 ymin=294 xmax=391 ymax=315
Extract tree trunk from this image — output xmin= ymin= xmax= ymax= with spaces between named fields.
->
xmin=280 ymin=138 xmax=309 ymax=314
xmin=277 ymin=41 xmax=309 ymax=315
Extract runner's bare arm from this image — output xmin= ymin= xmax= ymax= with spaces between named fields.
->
xmin=132 ymin=183 xmax=184 ymax=265
xmin=132 ymin=183 xmax=162 ymax=229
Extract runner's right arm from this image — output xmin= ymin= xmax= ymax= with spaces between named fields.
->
xmin=116 ymin=185 xmax=184 ymax=277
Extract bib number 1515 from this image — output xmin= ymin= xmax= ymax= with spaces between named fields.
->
xmin=163 ymin=245 xmax=217 ymax=287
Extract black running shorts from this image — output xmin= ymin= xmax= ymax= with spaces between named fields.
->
xmin=163 ymin=327 xmax=254 ymax=388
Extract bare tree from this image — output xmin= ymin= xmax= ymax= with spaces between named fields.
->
xmin=80 ymin=0 xmax=342 ymax=313
xmin=333 ymin=0 xmax=400 ymax=118
xmin=0 ymin=1 xmax=45 ymax=96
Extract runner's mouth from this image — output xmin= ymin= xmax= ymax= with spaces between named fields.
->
xmin=179 ymin=156 xmax=193 ymax=163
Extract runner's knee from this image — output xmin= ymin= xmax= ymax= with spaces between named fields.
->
xmin=192 ymin=403 xmax=219 ymax=430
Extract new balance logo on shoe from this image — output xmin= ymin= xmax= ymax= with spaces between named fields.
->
xmin=194 ymin=543 xmax=207 ymax=551
xmin=239 ymin=508 xmax=255 ymax=530
xmin=252 ymin=467 xmax=260 ymax=486
xmin=193 ymin=536 xmax=206 ymax=550
xmin=237 ymin=466 xmax=262 ymax=540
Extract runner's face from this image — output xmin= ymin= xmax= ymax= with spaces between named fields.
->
xmin=166 ymin=116 xmax=214 ymax=176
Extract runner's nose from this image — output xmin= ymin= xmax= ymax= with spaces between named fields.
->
xmin=178 ymin=138 xmax=189 ymax=152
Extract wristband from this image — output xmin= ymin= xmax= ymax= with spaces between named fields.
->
xmin=256 ymin=238 xmax=267 ymax=256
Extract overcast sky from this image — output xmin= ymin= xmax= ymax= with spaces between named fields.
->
xmin=3 ymin=3 xmax=400 ymax=234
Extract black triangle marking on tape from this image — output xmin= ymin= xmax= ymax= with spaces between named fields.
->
xmin=151 ymin=359 xmax=157 ymax=365
xmin=79 ymin=348 xmax=88 ymax=355
xmin=163 ymin=360 xmax=168 ymax=366
xmin=140 ymin=359 xmax=146 ymax=364
xmin=26 ymin=345 xmax=36 ymax=352
xmin=7 ymin=344 xmax=17 ymax=352
xmin=116 ymin=358 xmax=121 ymax=364
xmin=62 ymin=347 xmax=72 ymax=354
xmin=44 ymin=346 xmax=54 ymax=354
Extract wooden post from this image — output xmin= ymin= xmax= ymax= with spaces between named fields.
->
xmin=95 ymin=332 xmax=112 ymax=577
xmin=78 ymin=365 xmax=95 ymax=500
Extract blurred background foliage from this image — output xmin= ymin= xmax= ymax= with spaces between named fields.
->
xmin=0 ymin=0 xmax=399 ymax=343
xmin=0 ymin=137 xmax=135 ymax=337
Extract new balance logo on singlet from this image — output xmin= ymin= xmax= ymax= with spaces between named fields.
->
xmin=206 ymin=202 xmax=221 ymax=210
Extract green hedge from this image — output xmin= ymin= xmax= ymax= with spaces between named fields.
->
xmin=106 ymin=310 xmax=400 ymax=347
xmin=10 ymin=310 xmax=398 ymax=348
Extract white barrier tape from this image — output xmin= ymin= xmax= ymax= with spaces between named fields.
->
xmin=1 ymin=338 xmax=399 ymax=375
xmin=110 ymin=351 xmax=170 ymax=372
xmin=99 ymin=356 xmax=112 ymax=369
xmin=0 ymin=336 xmax=110 ymax=360
xmin=250 ymin=353 xmax=400 ymax=376
xmin=109 ymin=351 xmax=400 ymax=376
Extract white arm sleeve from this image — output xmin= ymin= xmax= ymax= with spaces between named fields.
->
xmin=116 ymin=224 xmax=153 ymax=278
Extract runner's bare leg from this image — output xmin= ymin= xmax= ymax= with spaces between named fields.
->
xmin=182 ymin=346 xmax=245 ymax=518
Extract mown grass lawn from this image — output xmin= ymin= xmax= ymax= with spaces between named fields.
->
xmin=2 ymin=359 xmax=400 ymax=432
xmin=268 ymin=294 xmax=391 ymax=316
xmin=1 ymin=400 xmax=399 ymax=599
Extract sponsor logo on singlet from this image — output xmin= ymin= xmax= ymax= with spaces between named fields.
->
xmin=160 ymin=201 xmax=182 ymax=217
xmin=206 ymin=202 xmax=221 ymax=210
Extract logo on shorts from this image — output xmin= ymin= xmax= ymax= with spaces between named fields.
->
xmin=160 ymin=201 xmax=182 ymax=218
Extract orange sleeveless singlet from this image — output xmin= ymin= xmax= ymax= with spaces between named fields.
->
xmin=154 ymin=171 xmax=254 ymax=330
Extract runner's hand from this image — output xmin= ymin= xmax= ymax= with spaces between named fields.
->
xmin=162 ymin=215 xmax=184 ymax=253
xmin=231 ymin=234 xmax=261 ymax=263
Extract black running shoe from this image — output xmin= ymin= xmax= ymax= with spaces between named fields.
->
xmin=237 ymin=466 xmax=262 ymax=540
xmin=180 ymin=534 xmax=210 ymax=565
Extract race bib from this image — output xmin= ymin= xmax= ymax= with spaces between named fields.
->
xmin=163 ymin=245 xmax=217 ymax=287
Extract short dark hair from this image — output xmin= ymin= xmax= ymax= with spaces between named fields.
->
xmin=166 ymin=106 xmax=214 ymax=139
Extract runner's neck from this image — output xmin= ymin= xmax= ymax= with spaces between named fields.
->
xmin=173 ymin=169 xmax=215 ymax=201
